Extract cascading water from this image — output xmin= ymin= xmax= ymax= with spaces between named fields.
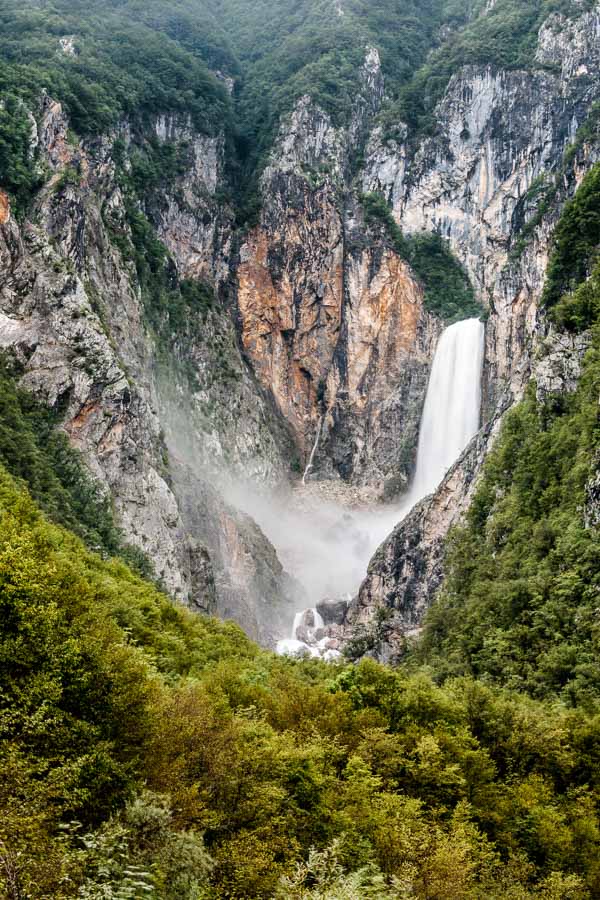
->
xmin=302 ymin=417 xmax=324 ymax=485
xmin=407 ymin=317 xmax=485 ymax=506
xmin=276 ymin=607 xmax=338 ymax=659
xmin=276 ymin=316 xmax=485 ymax=659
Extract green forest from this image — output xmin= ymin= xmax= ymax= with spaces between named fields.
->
xmin=3 ymin=457 xmax=600 ymax=898
xmin=1 ymin=0 xmax=600 ymax=896
xmin=1 ymin=160 xmax=599 ymax=898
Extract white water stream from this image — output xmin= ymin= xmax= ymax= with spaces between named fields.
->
xmin=302 ymin=416 xmax=324 ymax=485
xmin=403 ymin=316 xmax=485 ymax=507
xmin=276 ymin=316 xmax=485 ymax=658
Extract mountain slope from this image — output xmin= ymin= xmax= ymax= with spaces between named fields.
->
xmin=2 ymin=462 xmax=600 ymax=897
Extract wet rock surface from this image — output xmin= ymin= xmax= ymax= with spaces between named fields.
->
xmin=316 ymin=597 xmax=349 ymax=626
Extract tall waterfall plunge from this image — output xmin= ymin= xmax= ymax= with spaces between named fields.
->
xmin=270 ymin=316 xmax=485 ymax=658
xmin=407 ymin=316 xmax=485 ymax=506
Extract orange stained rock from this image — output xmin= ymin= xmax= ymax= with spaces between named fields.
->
xmin=237 ymin=222 xmax=431 ymax=458
xmin=0 ymin=192 xmax=10 ymax=225
xmin=237 ymin=227 xmax=344 ymax=448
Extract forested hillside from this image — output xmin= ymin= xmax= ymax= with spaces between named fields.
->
xmin=1 ymin=0 xmax=600 ymax=896
xmin=3 ymin=461 xmax=600 ymax=897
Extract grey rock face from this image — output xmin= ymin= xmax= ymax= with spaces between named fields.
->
xmin=363 ymin=6 xmax=600 ymax=409
xmin=316 ymin=597 xmax=349 ymax=626
xmin=341 ymin=417 xmax=502 ymax=657
xmin=533 ymin=329 xmax=592 ymax=402
xmin=585 ymin=466 xmax=600 ymax=529
xmin=338 ymin=6 xmax=600 ymax=655
xmin=0 ymin=95 xmax=298 ymax=640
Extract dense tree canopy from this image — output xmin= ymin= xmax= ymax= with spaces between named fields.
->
xmin=1 ymin=461 xmax=600 ymax=897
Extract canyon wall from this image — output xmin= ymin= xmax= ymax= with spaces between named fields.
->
xmin=1 ymin=5 xmax=599 ymax=649
xmin=342 ymin=6 xmax=600 ymax=652
xmin=0 ymin=96 xmax=297 ymax=644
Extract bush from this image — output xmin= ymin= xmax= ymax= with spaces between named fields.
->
xmin=362 ymin=192 xmax=483 ymax=322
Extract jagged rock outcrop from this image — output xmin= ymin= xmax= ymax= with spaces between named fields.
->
xmin=321 ymin=244 xmax=439 ymax=493
xmin=237 ymin=50 xmax=441 ymax=495
xmin=342 ymin=417 xmax=498 ymax=659
xmin=145 ymin=114 xmax=233 ymax=286
xmin=533 ymin=329 xmax=592 ymax=402
xmin=363 ymin=6 xmax=600 ymax=411
xmin=0 ymin=95 xmax=298 ymax=644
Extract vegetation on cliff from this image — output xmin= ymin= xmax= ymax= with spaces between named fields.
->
xmin=362 ymin=192 xmax=483 ymax=322
xmin=0 ymin=357 xmax=152 ymax=577
xmin=0 ymin=0 xmax=232 ymax=213
xmin=2 ymin=0 xmax=594 ymax=216
xmin=420 ymin=165 xmax=600 ymax=706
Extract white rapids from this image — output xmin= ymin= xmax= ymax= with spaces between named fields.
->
xmin=276 ymin=607 xmax=342 ymax=661
xmin=275 ymin=317 xmax=485 ymax=660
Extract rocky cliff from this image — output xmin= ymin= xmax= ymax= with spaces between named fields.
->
xmin=1 ymin=3 xmax=599 ymax=652
xmin=0 ymin=96 xmax=298 ymax=644
xmin=237 ymin=52 xmax=442 ymax=498
xmin=341 ymin=5 xmax=600 ymax=653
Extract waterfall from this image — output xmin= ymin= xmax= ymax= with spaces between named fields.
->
xmin=409 ymin=317 xmax=485 ymax=504
xmin=302 ymin=416 xmax=324 ymax=485
xmin=291 ymin=607 xmax=324 ymax=640
xmin=277 ymin=317 xmax=485 ymax=660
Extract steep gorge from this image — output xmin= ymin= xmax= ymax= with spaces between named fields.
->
xmin=0 ymin=0 xmax=599 ymax=656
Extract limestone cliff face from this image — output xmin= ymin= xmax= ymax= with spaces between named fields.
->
xmin=342 ymin=5 xmax=600 ymax=651
xmin=0 ymin=95 xmax=297 ymax=643
xmin=237 ymin=172 xmax=345 ymax=455
xmin=321 ymin=244 xmax=439 ymax=495
xmin=145 ymin=114 xmax=233 ymax=286
xmin=363 ymin=7 xmax=600 ymax=411
xmin=0 ymin=99 xmax=188 ymax=600
xmin=236 ymin=50 xmax=441 ymax=496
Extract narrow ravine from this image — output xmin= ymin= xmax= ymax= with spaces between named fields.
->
xmin=277 ymin=317 xmax=485 ymax=659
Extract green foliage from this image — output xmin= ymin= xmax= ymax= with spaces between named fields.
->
xmin=0 ymin=1 xmax=231 ymax=136
xmin=0 ymin=0 xmax=232 ymax=210
xmin=543 ymin=163 xmax=600 ymax=311
xmin=551 ymin=259 xmax=600 ymax=333
xmin=419 ymin=361 xmax=600 ymax=703
xmin=1 ymin=464 xmax=600 ymax=896
xmin=0 ymin=355 xmax=151 ymax=575
xmin=0 ymin=91 xmax=42 ymax=215
xmin=362 ymin=192 xmax=483 ymax=322
xmin=419 ymin=167 xmax=600 ymax=703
